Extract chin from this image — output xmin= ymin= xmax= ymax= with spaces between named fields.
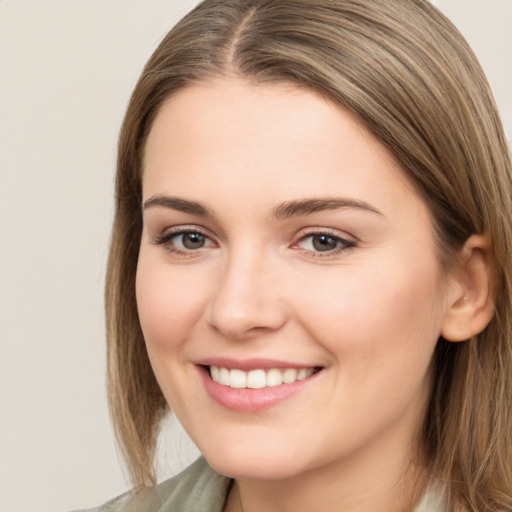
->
xmin=200 ymin=443 xmax=312 ymax=481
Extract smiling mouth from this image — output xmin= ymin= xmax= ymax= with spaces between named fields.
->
xmin=208 ymin=366 xmax=320 ymax=389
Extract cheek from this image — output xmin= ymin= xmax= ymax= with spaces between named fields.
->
xmin=288 ymin=260 xmax=444 ymax=438
xmin=135 ymin=258 xmax=209 ymax=356
xmin=290 ymin=255 xmax=444 ymax=368
xmin=135 ymin=258 xmax=215 ymax=414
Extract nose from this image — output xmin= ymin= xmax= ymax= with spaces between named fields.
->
xmin=206 ymin=246 xmax=288 ymax=341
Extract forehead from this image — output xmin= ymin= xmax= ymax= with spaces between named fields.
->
xmin=142 ymin=78 xmax=423 ymax=221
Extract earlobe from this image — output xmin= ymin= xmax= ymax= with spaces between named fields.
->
xmin=441 ymin=235 xmax=495 ymax=342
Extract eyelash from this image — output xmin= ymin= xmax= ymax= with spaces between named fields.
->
xmin=293 ymin=230 xmax=357 ymax=258
xmin=152 ymin=227 xmax=357 ymax=259
xmin=152 ymin=227 xmax=215 ymax=258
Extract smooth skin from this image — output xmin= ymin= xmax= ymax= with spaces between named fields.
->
xmin=136 ymin=79 xmax=493 ymax=512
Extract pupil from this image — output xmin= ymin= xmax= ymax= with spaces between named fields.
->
xmin=183 ymin=233 xmax=205 ymax=249
xmin=313 ymin=235 xmax=337 ymax=252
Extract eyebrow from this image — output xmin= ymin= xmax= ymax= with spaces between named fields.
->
xmin=272 ymin=198 xmax=383 ymax=219
xmin=142 ymin=195 xmax=383 ymax=219
xmin=143 ymin=195 xmax=213 ymax=216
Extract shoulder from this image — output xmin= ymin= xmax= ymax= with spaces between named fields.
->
xmin=71 ymin=457 xmax=232 ymax=512
xmin=414 ymin=485 xmax=447 ymax=512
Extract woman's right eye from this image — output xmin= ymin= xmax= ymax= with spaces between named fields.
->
xmin=153 ymin=229 xmax=215 ymax=254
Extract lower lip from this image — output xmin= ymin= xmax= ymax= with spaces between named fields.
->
xmin=198 ymin=366 xmax=320 ymax=413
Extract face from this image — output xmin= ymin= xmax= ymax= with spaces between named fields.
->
xmin=137 ymin=79 xmax=450 ymax=482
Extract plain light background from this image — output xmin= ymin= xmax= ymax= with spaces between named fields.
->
xmin=1 ymin=1 xmax=510 ymax=511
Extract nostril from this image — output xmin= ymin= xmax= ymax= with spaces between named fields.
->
xmin=207 ymin=301 xmax=288 ymax=341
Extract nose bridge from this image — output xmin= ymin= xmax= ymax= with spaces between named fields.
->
xmin=207 ymin=241 xmax=286 ymax=340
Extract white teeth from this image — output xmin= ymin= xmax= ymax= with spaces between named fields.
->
xmin=209 ymin=366 xmax=315 ymax=388
xmin=247 ymin=369 xmax=266 ymax=389
xmin=282 ymin=368 xmax=298 ymax=384
xmin=219 ymin=367 xmax=230 ymax=386
xmin=229 ymin=369 xmax=247 ymax=389
xmin=210 ymin=366 xmax=220 ymax=382
xmin=266 ymin=368 xmax=283 ymax=387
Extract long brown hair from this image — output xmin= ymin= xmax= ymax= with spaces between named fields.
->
xmin=105 ymin=1 xmax=512 ymax=509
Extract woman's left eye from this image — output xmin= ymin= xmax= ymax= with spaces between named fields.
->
xmin=295 ymin=232 xmax=356 ymax=254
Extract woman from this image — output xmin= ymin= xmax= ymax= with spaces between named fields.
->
xmin=94 ymin=0 xmax=512 ymax=510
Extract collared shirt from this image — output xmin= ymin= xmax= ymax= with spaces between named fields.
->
xmin=74 ymin=457 xmax=445 ymax=512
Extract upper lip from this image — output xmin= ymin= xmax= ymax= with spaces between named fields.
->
xmin=196 ymin=357 xmax=321 ymax=372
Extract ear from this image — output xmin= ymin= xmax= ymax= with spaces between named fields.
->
xmin=441 ymin=235 xmax=495 ymax=342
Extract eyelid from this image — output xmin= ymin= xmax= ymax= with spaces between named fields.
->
xmin=152 ymin=225 xmax=217 ymax=255
xmin=291 ymin=227 xmax=357 ymax=257
xmin=151 ymin=224 xmax=356 ymax=258
xmin=152 ymin=224 xmax=211 ymax=241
